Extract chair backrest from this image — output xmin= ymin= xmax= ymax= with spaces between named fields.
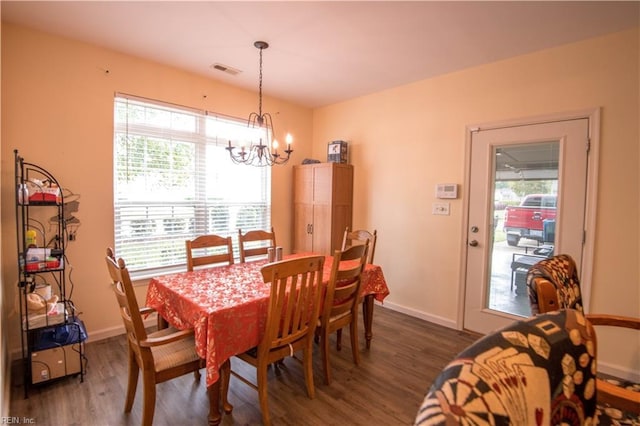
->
xmin=105 ymin=249 xmax=150 ymax=366
xmin=526 ymin=253 xmax=583 ymax=315
xmin=106 ymin=246 xmax=116 ymax=262
xmin=185 ymin=234 xmax=234 ymax=271
xmin=415 ymin=309 xmax=597 ymax=425
xmin=321 ymin=242 xmax=369 ymax=326
xmin=238 ymin=227 xmax=276 ymax=263
xmin=258 ymin=255 xmax=325 ymax=355
xmin=341 ymin=227 xmax=377 ymax=264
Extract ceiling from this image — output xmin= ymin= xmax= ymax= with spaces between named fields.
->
xmin=2 ymin=1 xmax=638 ymax=108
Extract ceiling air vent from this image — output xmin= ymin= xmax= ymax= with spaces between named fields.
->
xmin=210 ymin=63 xmax=241 ymax=76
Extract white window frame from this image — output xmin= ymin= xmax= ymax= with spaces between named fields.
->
xmin=113 ymin=94 xmax=271 ymax=278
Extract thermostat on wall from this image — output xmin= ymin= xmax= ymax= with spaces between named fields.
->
xmin=436 ymin=183 xmax=458 ymax=199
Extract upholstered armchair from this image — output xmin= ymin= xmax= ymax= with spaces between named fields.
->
xmin=415 ymin=309 xmax=597 ymax=425
xmin=526 ymin=253 xmax=640 ymax=415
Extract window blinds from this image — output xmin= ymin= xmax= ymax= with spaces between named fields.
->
xmin=113 ymin=94 xmax=271 ymax=275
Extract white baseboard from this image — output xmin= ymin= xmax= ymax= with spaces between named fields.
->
xmin=78 ymin=314 xmax=158 ymax=343
xmin=377 ymin=301 xmax=458 ymax=330
xmin=598 ymin=360 xmax=640 ymax=384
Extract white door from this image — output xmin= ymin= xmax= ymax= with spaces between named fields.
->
xmin=463 ymin=118 xmax=589 ymax=334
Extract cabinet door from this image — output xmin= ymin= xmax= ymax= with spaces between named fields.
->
xmin=331 ymin=203 xmax=353 ymax=252
xmin=293 ymin=166 xmax=314 ymax=253
xmin=294 ymin=166 xmax=313 ymax=204
xmin=312 ymin=164 xmax=333 ymax=204
xmin=310 ymin=165 xmax=333 ymax=254
xmin=311 ymin=203 xmax=332 ymax=254
xmin=329 ymin=164 xmax=354 ymax=252
xmin=293 ymin=203 xmax=313 ymax=253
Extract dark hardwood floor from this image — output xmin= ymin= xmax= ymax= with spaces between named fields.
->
xmin=10 ymin=306 xmax=480 ymax=425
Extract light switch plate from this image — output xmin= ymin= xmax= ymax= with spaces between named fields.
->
xmin=432 ymin=202 xmax=450 ymax=215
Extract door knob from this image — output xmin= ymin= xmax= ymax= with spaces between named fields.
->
xmin=469 ymin=240 xmax=479 ymax=247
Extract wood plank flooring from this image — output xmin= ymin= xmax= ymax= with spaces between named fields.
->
xmin=9 ymin=306 xmax=480 ymax=425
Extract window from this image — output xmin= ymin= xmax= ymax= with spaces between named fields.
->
xmin=113 ymin=94 xmax=271 ymax=276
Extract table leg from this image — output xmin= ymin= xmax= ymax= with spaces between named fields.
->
xmin=207 ymin=380 xmax=221 ymax=426
xmin=157 ymin=314 xmax=168 ymax=330
xmin=362 ymin=294 xmax=374 ymax=349
xmin=207 ymin=359 xmax=233 ymax=425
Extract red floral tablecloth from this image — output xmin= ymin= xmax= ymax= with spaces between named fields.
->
xmin=146 ymin=255 xmax=389 ymax=387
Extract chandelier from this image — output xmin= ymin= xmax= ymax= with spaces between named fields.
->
xmin=226 ymin=41 xmax=293 ymax=166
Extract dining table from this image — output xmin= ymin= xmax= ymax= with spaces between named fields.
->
xmin=145 ymin=253 xmax=389 ymax=425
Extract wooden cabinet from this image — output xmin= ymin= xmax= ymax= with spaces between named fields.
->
xmin=293 ymin=163 xmax=353 ymax=255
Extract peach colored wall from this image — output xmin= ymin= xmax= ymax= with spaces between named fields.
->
xmin=313 ymin=29 xmax=639 ymax=375
xmin=0 ymin=24 xmax=313 ymax=349
xmin=0 ymin=8 xmax=6 ymax=420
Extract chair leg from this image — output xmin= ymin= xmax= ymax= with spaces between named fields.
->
xmin=350 ymin=317 xmax=361 ymax=366
xmin=257 ymin=362 xmax=271 ymax=426
xmin=124 ymin=347 xmax=139 ymax=413
xmin=321 ymin=328 xmax=332 ymax=385
xmin=141 ymin=371 xmax=157 ymax=426
xmin=303 ymin=340 xmax=316 ymax=398
xmin=336 ymin=328 xmax=343 ymax=351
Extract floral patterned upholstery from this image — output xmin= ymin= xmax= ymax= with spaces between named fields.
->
xmin=414 ymin=309 xmax=597 ymax=425
xmin=525 ymin=253 xmax=640 ymax=422
xmin=526 ymin=254 xmax=583 ymax=315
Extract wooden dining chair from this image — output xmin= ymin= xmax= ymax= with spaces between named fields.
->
xmin=230 ymin=255 xmax=325 ymax=426
xmin=527 ymin=254 xmax=640 ymax=414
xmin=341 ymin=227 xmax=377 ymax=349
xmin=316 ymin=242 xmax=369 ymax=385
xmin=106 ymin=247 xmax=167 ymax=330
xmin=238 ymin=227 xmax=276 ymax=263
xmin=105 ymin=248 xmax=204 ymax=426
xmin=342 ymin=226 xmax=377 ymax=264
xmin=185 ymin=234 xmax=234 ymax=271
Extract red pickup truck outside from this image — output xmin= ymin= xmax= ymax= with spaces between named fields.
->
xmin=503 ymin=194 xmax=556 ymax=246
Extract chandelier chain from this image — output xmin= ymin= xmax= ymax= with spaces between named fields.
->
xmin=258 ymin=45 xmax=263 ymax=118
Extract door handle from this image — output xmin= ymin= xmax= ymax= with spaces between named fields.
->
xmin=468 ymin=240 xmax=479 ymax=247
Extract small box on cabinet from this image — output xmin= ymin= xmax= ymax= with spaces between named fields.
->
xmin=327 ymin=140 xmax=348 ymax=163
